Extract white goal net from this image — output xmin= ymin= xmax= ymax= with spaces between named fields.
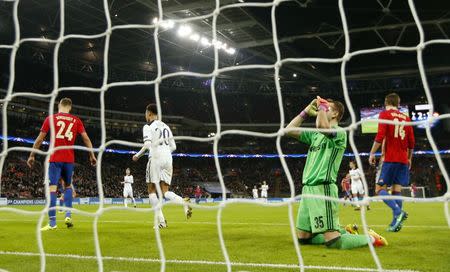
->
xmin=0 ymin=0 xmax=450 ymax=272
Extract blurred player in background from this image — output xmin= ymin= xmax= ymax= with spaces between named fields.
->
xmin=122 ymin=168 xmax=136 ymax=208
xmin=133 ymin=104 xmax=192 ymax=228
xmin=286 ymin=97 xmax=386 ymax=249
xmin=348 ymin=161 xmax=370 ymax=211
xmin=340 ymin=174 xmax=352 ymax=205
xmin=194 ymin=185 xmax=202 ymax=204
xmin=410 ymin=182 xmax=417 ymax=199
xmin=261 ymin=181 xmax=269 ymax=199
xmin=369 ymin=93 xmax=415 ymax=232
xmin=27 ymin=98 xmax=96 ymax=231
xmin=252 ymin=185 xmax=258 ymax=199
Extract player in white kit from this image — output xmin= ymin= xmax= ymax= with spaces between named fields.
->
xmin=260 ymin=181 xmax=269 ymax=198
xmin=133 ymin=104 xmax=192 ymax=228
xmin=121 ymin=168 xmax=136 ymax=208
xmin=349 ymin=161 xmax=370 ymax=211
xmin=252 ymin=185 xmax=259 ymax=199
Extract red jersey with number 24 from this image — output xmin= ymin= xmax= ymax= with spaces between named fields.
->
xmin=374 ymin=109 xmax=415 ymax=165
xmin=40 ymin=113 xmax=85 ymax=163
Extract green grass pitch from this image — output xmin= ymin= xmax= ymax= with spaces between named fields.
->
xmin=0 ymin=202 xmax=449 ymax=272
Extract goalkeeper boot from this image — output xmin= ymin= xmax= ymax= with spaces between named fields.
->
xmin=65 ymin=217 xmax=73 ymax=229
xmin=345 ymin=223 xmax=359 ymax=235
xmin=368 ymin=229 xmax=388 ymax=247
xmin=41 ymin=224 xmax=57 ymax=231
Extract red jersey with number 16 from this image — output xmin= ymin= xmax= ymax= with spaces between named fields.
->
xmin=374 ymin=109 xmax=415 ymax=165
xmin=40 ymin=113 xmax=86 ymax=163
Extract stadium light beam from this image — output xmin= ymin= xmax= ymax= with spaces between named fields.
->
xmin=189 ymin=33 xmax=200 ymax=42
xmin=200 ymin=37 xmax=211 ymax=46
xmin=177 ymin=25 xmax=192 ymax=37
xmin=227 ymin=47 xmax=236 ymax=55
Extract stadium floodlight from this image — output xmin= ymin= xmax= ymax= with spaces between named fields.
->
xmin=189 ymin=33 xmax=200 ymax=42
xmin=212 ymin=40 xmax=223 ymax=48
xmin=177 ymin=25 xmax=192 ymax=37
xmin=293 ymin=73 xmax=297 ymax=78
xmin=226 ymin=47 xmax=236 ymax=55
xmin=158 ymin=19 xmax=174 ymax=29
xmin=200 ymin=37 xmax=211 ymax=46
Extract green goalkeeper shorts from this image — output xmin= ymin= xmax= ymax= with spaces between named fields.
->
xmin=296 ymin=184 xmax=340 ymax=234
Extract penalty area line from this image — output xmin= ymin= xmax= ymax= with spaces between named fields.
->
xmin=0 ymin=251 xmax=419 ymax=272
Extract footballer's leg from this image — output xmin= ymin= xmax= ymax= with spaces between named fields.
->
xmin=61 ymin=163 xmax=75 ymax=228
xmin=148 ymin=183 xmax=167 ymax=228
xmin=130 ymin=190 xmax=136 ymax=208
xmin=147 ymin=160 xmax=167 ymax=227
xmin=296 ymin=190 xmax=324 ymax=245
xmin=41 ymin=163 xmax=61 ymax=231
xmin=123 ymin=191 xmax=128 ymax=208
xmin=376 ymin=163 xmax=401 ymax=230
xmin=161 ymin=182 xmax=192 ymax=219
xmin=160 ymin=160 xmax=192 ymax=219
xmin=391 ymin=163 xmax=410 ymax=231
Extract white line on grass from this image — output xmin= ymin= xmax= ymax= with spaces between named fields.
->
xmin=0 ymin=218 xmax=447 ymax=229
xmin=0 ymin=251 xmax=419 ymax=272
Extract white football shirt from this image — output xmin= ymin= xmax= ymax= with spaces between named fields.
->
xmin=349 ymin=168 xmax=363 ymax=183
xmin=261 ymin=184 xmax=269 ymax=192
xmin=143 ymin=120 xmax=176 ymax=161
xmin=124 ymin=175 xmax=133 ymax=191
xmin=252 ymin=188 xmax=258 ymax=198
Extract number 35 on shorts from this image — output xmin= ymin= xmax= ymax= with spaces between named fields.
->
xmin=314 ymin=216 xmax=324 ymax=229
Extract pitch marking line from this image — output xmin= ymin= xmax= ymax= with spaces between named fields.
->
xmin=0 ymin=251 xmax=419 ymax=272
xmin=0 ymin=218 xmax=447 ymax=229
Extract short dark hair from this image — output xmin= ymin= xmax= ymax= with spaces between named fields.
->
xmin=328 ymin=99 xmax=345 ymax=122
xmin=59 ymin=98 xmax=72 ymax=107
xmin=146 ymin=103 xmax=158 ymax=115
xmin=385 ymin=92 xmax=400 ymax=107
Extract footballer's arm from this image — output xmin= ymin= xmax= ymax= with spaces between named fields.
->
xmin=286 ymin=99 xmax=317 ymax=139
xmin=286 ymin=114 xmax=306 ymax=139
xmin=133 ymin=140 xmax=151 ymax=161
xmin=27 ymin=131 xmax=47 ymax=168
xmin=80 ymin=132 xmax=96 ymax=166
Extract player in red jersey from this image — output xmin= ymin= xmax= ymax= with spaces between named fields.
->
xmin=368 ymin=93 xmax=415 ymax=232
xmin=27 ymin=98 xmax=96 ymax=231
xmin=340 ymin=174 xmax=352 ymax=205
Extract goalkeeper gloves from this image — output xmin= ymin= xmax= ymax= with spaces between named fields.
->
xmin=316 ymin=96 xmax=330 ymax=112
xmin=299 ymin=99 xmax=318 ymax=119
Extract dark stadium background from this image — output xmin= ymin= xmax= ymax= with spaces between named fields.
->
xmin=1 ymin=0 xmax=449 ymax=199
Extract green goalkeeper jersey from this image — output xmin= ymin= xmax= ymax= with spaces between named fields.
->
xmin=298 ymin=126 xmax=347 ymax=186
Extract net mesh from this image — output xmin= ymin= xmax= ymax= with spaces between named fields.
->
xmin=0 ymin=0 xmax=450 ymax=271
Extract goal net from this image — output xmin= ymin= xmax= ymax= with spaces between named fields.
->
xmin=1 ymin=0 xmax=450 ymax=271
xmin=400 ymin=186 xmax=426 ymax=199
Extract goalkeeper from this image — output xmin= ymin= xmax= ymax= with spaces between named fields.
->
xmin=285 ymin=97 xmax=387 ymax=249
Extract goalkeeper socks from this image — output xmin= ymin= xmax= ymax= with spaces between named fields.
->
xmin=326 ymin=233 xmax=369 ymax=249
xmin=392 ymin=191 xmax=403 ymax=210
xmin=64 ymin=187 xmax=73 ymax=218
xmin=49 ymin=192 xmax=57 ymax=227
xmin=378 ymin=189 xmax=400 ymax=216
xmin=164 ymin=191 xmax=188 ymax=213
xmin=149 ymin=193 xmax=165 ymax=223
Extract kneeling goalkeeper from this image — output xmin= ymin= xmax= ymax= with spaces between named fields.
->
xmin=285 ymin=97 xmax=387 ymax=249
